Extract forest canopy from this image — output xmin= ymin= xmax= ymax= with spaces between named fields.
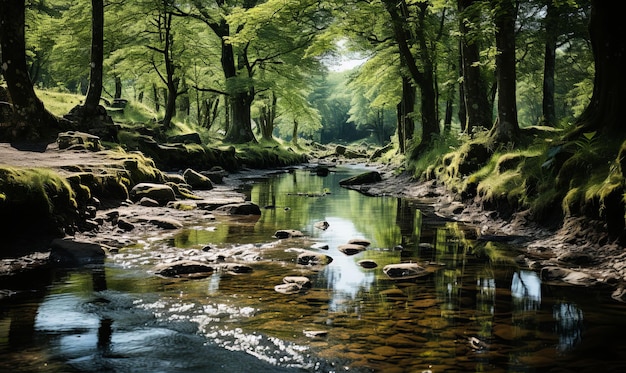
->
xmin=1 ymin=0 xmax=595 ymax=147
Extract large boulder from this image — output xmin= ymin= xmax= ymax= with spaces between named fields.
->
xmin=129 ymin=183 xmax=176 ymax=205
xmin=49 ymin=238 xmax=106 ymax=266
xmin=183 ymin=168 xmax=214 ymax=190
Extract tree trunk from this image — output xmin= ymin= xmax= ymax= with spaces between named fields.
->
xmin=0 ymin=0 xmax=62 ymax=141
xmin=490 ymin=0 xmax=519 ymax=143
xmin=383 ymin=0 xmax=439 ymax=154
xmin=568 ymin=1 xmax=625 ymax=137
xmin=541 ymin=1 xmax=557 ymax=127
xmin=458 ymin=0 xmax=493 ymax=133
xmin=225 ymin=92 xmax=256 ymax=143
xmin=457 ymin=50 xmax=467 ymax=133
xmin=397 ymin=76 xmax=416 ymax=154
xmin=114 ymin=76 xmax=122 ymax=99
xmin=84 ymin=0 xmax=104 ymax=113
xmin=292 ymin=120 xmax=298 ymax=145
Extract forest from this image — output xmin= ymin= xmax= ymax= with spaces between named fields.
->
xmin=1 ymin=0 xmax=625 ymax=245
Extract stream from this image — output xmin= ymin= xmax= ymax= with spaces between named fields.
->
xmin=2 ymin=164 xmax=626 ymax=372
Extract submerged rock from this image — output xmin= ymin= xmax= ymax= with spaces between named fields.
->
xmin=274 ymin=229 xmax=304 ymax=239
xmin=221 ymin=263 xmax=253 ymax=275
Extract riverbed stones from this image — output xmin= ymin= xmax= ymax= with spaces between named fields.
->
xmin=221 ymin=263 xmax=253 ymax=274
xmin=357 ymin=259 xmax=378 ymax=269
xmin=154 ymin=260 xmax=214 ymax=278
xmin=130 ymin=183 xmax=176 ymax=205
xmin=383 ymin=262 xmax=429 ymax=280
xmin=314 ymin=221 xmax=329 ymax=230
xmin=338 ymin=243 xmax=367 ymax=256
xmin=213 ymin=202 xmax=262 ymax=215
xmin=49 ymin=238 xmax=106 ymax=265
xmin=297 ymin=250 xmax=333 ymax=266
xmin=338 ymin=171 xmax=382 ymax=186
xmin=273 ymin=276 xmax=312 ymax=295
xmin=274 ymin=229 xmax=304 ymax=239
xmin=310 ymin=242 xmax=329 ymax=250
xmin=540 ymin=266 xmax=598 ymax=286
xmin=348 ymin=238 xmax=371 ymax=247
xmin=135 ymin=215 xmax=183 ymax=229
xmin=283 ymin=276 xmax=311 ymax=288
xmin=183 ymin=168 xmax=214 ymax=190
xmin=274 ymin=282 xmax=302 ymax=294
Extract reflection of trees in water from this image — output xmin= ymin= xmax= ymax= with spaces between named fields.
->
xmin=553 ymin=302 xmax=583 ymax=352
xmin=511 ymin=271 xmax=542 ymax=313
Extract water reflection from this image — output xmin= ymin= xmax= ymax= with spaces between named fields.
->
xmin=4 ymin=166 xmax=626 ymax=372
xmin=554 ymin=302 xmax=584 ymax=352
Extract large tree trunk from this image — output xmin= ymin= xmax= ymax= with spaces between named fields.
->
xmin=225 ymin=92 xmax=255 ymax=143
xmin=568 ymin=1 xmax=625 ymax=137
xmin=0 ymin=0 xmax=63 ymax=141
xmin=458 ymin=0 xmax=493 ymax=133
xmin=383 ymin=0 xmax=439 ymax=154
xmin=490 ymin=0 xmax=519 ymax=143
xmin=84 ymin=0 xmax=104 ymax=112
xmin=397 ymin=76 xmax=416 ymax=154
xmin=541 ymin=0 xmax=557 ymax=127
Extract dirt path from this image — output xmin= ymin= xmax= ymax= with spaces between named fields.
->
xmin=0 ymin=142 xmax=121 ymax=171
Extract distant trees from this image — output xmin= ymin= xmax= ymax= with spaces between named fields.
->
xmin=1 ymin=0 xmax=600 ymax=151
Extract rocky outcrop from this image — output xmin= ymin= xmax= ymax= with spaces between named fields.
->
xmin=49 ymin=238 xmax=106 ymax=266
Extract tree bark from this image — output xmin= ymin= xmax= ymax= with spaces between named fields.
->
xmin=84 ymin=0 xmax=104 ymax=112
xmin=490 ymin=0 xmax=519 ymax=143
xmin=568 ymin=0 xmax=625 ymax=137
xmin=541 ymin=0 xmax=557 ymax=127
xmin=458 ymin=0 xmax=493 ymax=133
xmin=382 ymin=0 xmax=438 ymax=154
xmin=0 ymin=0 xmax=63 ymax=141
xmin=397 ymin=76 xmax=416 ymax=154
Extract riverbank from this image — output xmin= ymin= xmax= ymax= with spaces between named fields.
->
xmin=352 ymin=169 xmax=626 ymax=300
xmin=1 ymin=140 xmax=625 ymax=302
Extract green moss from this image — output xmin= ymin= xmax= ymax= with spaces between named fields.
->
xmin=0 ymin=166 xmax=78 ymax=238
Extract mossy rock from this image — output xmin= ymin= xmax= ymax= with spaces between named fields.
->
xmin=339 ymin=171 xmax=382 ymax=186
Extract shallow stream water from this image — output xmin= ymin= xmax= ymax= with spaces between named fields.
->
xmin=2 ymin=164 xmax=626 ymax=372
